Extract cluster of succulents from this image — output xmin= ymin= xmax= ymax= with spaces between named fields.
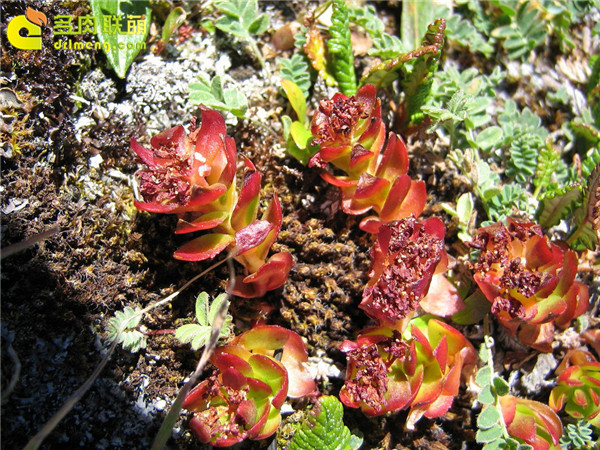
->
xmin=131 ymin=75 xmax=594 ymax=448
xmin=468 ymin=218 xmax=590 ymax=352
xmin=309 ymin=84 xmax=426 ymax=234
xmin=131 ymin=108 xmax=293 ymax=298
xmin=183 ymin=325 xmax=316 ymax=446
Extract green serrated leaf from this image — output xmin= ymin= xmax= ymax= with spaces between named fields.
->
xmin=478 ymin=405 xmax=502 ymax=429
xmin=90 ymin=0 xmax=151 ymax=78
xmin=208 ymin=293 xmax=229 ymax=325
xmin=279 ymin=54 xmax=312 ymax=99
xmin=536 ymin=184 xmax=582 ymax=229
xmin=328 ymin=0 xmax=357 ymax=96
xmin=476 ymin=425 xmax=504 ymax=443
xmin=289 ymin=396 xmax=361 ymax=450
xmin=175 ymin=292 xmax=231 ymax=351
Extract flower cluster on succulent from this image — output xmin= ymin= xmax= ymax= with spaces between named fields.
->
xmin=549 ymin=349 xmax=600 ymax=428
xmin=359 ymin=216 xmax=449 ymax=324
xmin=339 ymin=316 xmax=476 ymax=427
xmin=309 ymin=84 xmax=427 ymax=234
xmin=131 ymin=108 xmax=293 ymax=297
xmin=183 ymin=325 xmax=316 ymax=446
xmin=468 ymin=218 xmax=590 ymax=351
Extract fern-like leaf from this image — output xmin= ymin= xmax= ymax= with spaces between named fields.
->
xmin=279 ymin=54 xmax=312 ymax=99
xmin=106 ymin=306 xmax=147 ymax=353
xmin=506 ymin=135 xmax=542 ymax=184
xmin=174 ymin=292 xmax=232 ymax=351
xmin=567 ymin=164 xmax=600 ymax=251
xmin=536 ymin=184 xmax=582 ymax=229
xmin=533 ymin=142 xmax=561 ymax=194
xmin=328 ymin=0 xmax=357 ymax=96
xmin=289 ymin=396 xmax=363 ymax=450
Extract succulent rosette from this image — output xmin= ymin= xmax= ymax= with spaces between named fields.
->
xmin=360 ymin=216 xmax=450 ymax=324
xmin=499 ymin=396 xmax=563 ymax=450
xmin=184 ymin=325 xmax=316 ymax=446
xmin=549 ymin=349 xmax=600 ymax=427
xmin=131 ymin=109 xmax=293 ymax=297
xmin=469 ymin=218 xmax=589 ymax=351
xmin=339 ymin=316 xmax=476 ymax=428
xmin=309 ymin=84 xmax=426 ymax=233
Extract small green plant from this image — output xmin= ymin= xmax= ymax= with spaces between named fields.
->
xmin=490 ymin=0 xmax=547 ymax=60
xmin=559 ymin=420 xmax=595 ymax=449
xmin=106 ymin=306 xmax=147 ymax=352
xmin=175 ymin=292 xmax=232 ymax=351
xmin=153 ymin=6 xmax=186 ymax=55
xmin=189 ymin=74 xmax=248 ymax=119
xmin=288 ymin=396 xmax=363 ymax=450
xmin=279 ymin=53 xmax=312 ymax=99
xmin=280 ymin=79 xmax=317 ymax=164
xmin=213 ymin=0 xmax=269 ymax=70
xmin=90 ymin=0 xmax=151 ymax=78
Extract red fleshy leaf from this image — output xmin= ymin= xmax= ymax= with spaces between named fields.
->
xmin=235 ymin=220 xmax=276 ymax=255
xmin=174 ymin=233 xmax=234 ymax=261
xmin=130 ymin=137 xmax=156 ymax=167
xmin=231 ymin=164 xmax=261 ymax=230
xmin=175 ymin=211 xmax=229 ymax=234
xmin=232 ymin=252 xmax=294 ymax=298
xmin=376 ymin=132 xmax=409 ymax=180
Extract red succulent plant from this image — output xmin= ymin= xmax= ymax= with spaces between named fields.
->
xmin=469 ymin=218 xmax=589 ymax=351
xmin=131 ymin=109 xmax=293 ymax=297
xmin=339 ymin=316 xmax=476 ymax=428
xmin=184 ymin=325 xmax=316 ymax=446
xmin=549 ymin=349 xmax=600 ymax=427
xmin=309 ymin=84 xmax=426 ymax=233
xmin=360 ymin=216 xmax=452 ymax=324
xmin=498 ymin=395 xmax=563 ymax=450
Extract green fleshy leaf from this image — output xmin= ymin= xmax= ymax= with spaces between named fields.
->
xmin=289 ymin=396 xmax=362 ymax=450
xmin=90 ymin=0 xmax=151 ymax=78
xmin=476 ymin=425 xmax=504 ymax=443
xmin=478 ymin=384 xmax=495 ymax=405
xmin=536 ymin=184 xmax=582 ymax=229
xmin=281 ymin=79 xmax=307 ymax=123
xmin=478 ymin=405 xmax=501 ymax=429
xmin=492 ymin=377 xmax=510 ymax=397
xmin=160 ymin=7 xmax=186 ymax=47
